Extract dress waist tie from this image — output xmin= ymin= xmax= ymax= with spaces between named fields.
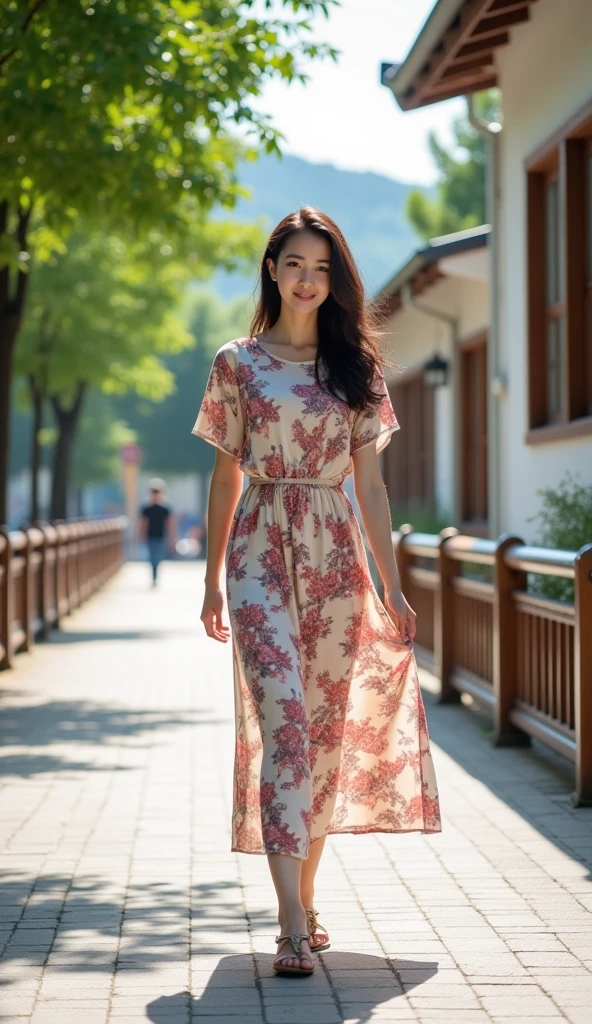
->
xmin=246 ymin=477 xmax=344 ymax=488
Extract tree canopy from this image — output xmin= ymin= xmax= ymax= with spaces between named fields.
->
xmin=1 ymin=0 xmax=336 ymax=252
xmin=14 ymin=225 xmax=253 ymax=517
xmin=72 ymin=393 xmax=137 ymax=492
xmin=115 ymin=287 xmax=252 ymax=477
xmin=405 ymin=90 xmax=501 ymax=242
xmin=0 ymin=0 xmax=336 ymax=520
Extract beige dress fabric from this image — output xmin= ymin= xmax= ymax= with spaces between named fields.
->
xmin=193 ymin=336 xmax=441 ymax=858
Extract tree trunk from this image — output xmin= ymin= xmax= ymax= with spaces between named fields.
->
xmin=0 ymin=201 xmax=32 ymax=524
xmin=0 ymin=339 xmax=13 ymax=525
xmin=50 ymin=384 xmax=86 ymax=521
xmin=29 ymin=380 xmax=43 ymax=523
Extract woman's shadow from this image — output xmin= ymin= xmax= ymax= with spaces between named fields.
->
xmin=146 ymin=951 xmax=438 ymax=1022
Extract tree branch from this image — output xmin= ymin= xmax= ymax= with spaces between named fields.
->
xmin=0 ymin=0 xmax=49 ymax=71
xmin=51 ymin=381 xmax=87 ymax=421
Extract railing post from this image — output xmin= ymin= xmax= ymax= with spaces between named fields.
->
xmin=21 ymin=528 xmax=33 ymax=652
xmin=396 ymin=523 xmax=413 ymax=598
xmin=492 ymin=533 xmax=530 ymax=747
xmin=55 ymin=521 xmax=70 ymax=618
xmin=0 ymin=528 xmax=13 ymax=670
xmin=435 ymin=528 xmax=461 ymax=704
xmin=119 ymin=517 xmax=126 ymax=570
xmin=34 ymin=523 xmax=49 ymax=638
xmin=45 ymin=523 xmax=60 ymax=630
xmin=572 ymin=542 xmax=592 ymax=807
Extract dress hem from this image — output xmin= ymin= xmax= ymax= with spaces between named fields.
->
xmin=231 ymin=823 xmax=442 ymax=858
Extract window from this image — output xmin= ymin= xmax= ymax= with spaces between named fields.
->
xmin=383 ymin=373 xmax=434 ymax=514
xmin=526 ymin=101 xmax=592 ymax=442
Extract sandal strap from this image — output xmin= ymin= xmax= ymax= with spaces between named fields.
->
xmin=274 ymin=933 xmax=309 ymax=957
xmin=305 ymin=907 xmax=319 ymax=931
xmin=305 ymin=907 xmax=328 ymax=937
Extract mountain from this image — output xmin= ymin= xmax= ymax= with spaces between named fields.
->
xmin=213 ymin=153 xmax=424 ymax=299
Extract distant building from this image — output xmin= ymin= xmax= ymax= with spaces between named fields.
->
xmin=380 ymin=0 xmax=592 ymax=541
xmin=378 ymin=226 xmax=490 ymax=536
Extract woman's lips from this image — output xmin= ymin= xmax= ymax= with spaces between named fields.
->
xmin=294 ymin=292 xmax=315 ymax=301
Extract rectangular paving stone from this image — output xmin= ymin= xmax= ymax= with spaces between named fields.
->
xmin=480 ymin=995 xmax=562 ymax=1014
xmin=342 ymin=1012 xmax=417 ymax=1022
xmin=408 ymin=1012 xmax=490 ymax=1022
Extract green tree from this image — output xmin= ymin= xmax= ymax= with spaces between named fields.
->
xmin=72 ymin=392 xmax=137 ymax=511
xmin=405 ymin=90 xmax=501 ymax=242
xmin=0 ymin=0 xmax=336 ymax=520
xmin=115 ymin=287 xmax=252 ymax=478
xmin=15 ymin=228 xmax=205 ymax=518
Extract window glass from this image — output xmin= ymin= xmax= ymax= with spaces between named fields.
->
xmin=547 ymin=316 xmax=565 ymax=420
xmin=545 ymin=178 xmax=562 ymax=306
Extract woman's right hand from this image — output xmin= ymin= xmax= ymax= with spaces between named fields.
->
xmin=200 ymin=583 xmax=231 ymax=643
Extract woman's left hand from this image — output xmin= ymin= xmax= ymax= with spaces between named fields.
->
xmin=384 ymin=586 xmax=416 ymax=644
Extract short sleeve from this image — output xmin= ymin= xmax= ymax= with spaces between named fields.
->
xmin=350 ymin=368 xmax=400 ymax=455
xmin=191 ymin=347 xmax=246 ymax=460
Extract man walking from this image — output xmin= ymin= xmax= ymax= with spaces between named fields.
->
xmin=139 ymin=478 xmax=173 ymax=586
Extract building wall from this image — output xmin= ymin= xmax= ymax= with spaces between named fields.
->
xmin=496 ymin=0 xmax=592 ymax=540
xmin=384 ymin=275 xmax=489 ymax=520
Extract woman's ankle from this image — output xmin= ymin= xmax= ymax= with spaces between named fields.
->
xmin=278 ymin=902 xmax=307 ymax=930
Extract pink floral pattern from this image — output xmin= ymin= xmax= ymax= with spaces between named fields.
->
xmin=193 ymin=337 xmax=441 ymax=857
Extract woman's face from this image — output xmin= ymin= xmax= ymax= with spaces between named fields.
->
xmin=267 ymin=229 xmax=332 ymax=316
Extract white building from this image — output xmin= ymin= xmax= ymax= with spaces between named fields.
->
xmin=378 ymin=225 xmax=490 ymax=536
xmin=381 ymin=0 xmax=592 ymax=541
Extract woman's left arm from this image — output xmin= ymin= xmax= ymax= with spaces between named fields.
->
xmin=352 ymin=443 xmax=416 ymax=642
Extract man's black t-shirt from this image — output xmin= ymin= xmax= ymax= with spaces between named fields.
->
xmin=141 ymin=503 xmax=170 ymax=539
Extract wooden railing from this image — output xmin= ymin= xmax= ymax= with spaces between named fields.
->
xmin=384 ymin=527 xmax=592 ymax=807
xmin=0 ymin=517 xmax=127 ymax=671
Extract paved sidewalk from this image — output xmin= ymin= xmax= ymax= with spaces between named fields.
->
xmin=0 ymin=561 xmax=591 ymax=1024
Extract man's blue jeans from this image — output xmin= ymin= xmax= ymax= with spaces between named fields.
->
xmin=147 ymin=537 xmax=166 ymax=582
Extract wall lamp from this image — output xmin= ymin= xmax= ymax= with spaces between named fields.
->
xmin=422 ymin=352 xmax=449 ymax=389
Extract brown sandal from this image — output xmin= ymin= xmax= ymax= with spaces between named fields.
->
xmin=305 ymin=907 xmax=331 ymax=951
xmin=273 ymin=933 xmax=314 ymax=976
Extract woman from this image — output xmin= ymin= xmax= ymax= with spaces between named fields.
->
xmin=192 ymin=207 xmax=441 ymax=976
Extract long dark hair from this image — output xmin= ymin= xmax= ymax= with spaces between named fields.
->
xmin=249 ymin=207 xmax=394 ymax=411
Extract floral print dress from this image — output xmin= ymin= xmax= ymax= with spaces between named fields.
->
xmin=193 ymin=336 xmax=441 ymax=858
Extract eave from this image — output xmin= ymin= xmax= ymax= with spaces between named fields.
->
xmin=376 ymin=225 xmax=491 ymax=314
xmin=384 ymin=0 xmax=539 ymax=111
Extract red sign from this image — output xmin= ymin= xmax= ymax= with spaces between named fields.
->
xmin=120 ymin=444 xmax=142 ymax=465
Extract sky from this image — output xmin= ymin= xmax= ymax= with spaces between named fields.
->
xmin=255 ymin=0 xmax=466 ymax=186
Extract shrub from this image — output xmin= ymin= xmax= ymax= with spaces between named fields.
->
xmin=526 ymin=472 xmax=592 ymax=604
xmin=389 ymin=505 xmax=449 ymax=535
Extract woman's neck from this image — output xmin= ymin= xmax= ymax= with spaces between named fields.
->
xmin=266 ymin=307 xmax=318 ymax=350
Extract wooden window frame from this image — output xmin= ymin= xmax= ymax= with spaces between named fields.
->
xmin=587 ymin=139 xmax=592 ymax=415
xmin=526 ymin=98 xmax=592 ymax=444
xmin=460 ymin=331 xmax=489 ymax=536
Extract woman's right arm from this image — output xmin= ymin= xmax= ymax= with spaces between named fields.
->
xmin=200 ymin=448 xmax=244 ymax=643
